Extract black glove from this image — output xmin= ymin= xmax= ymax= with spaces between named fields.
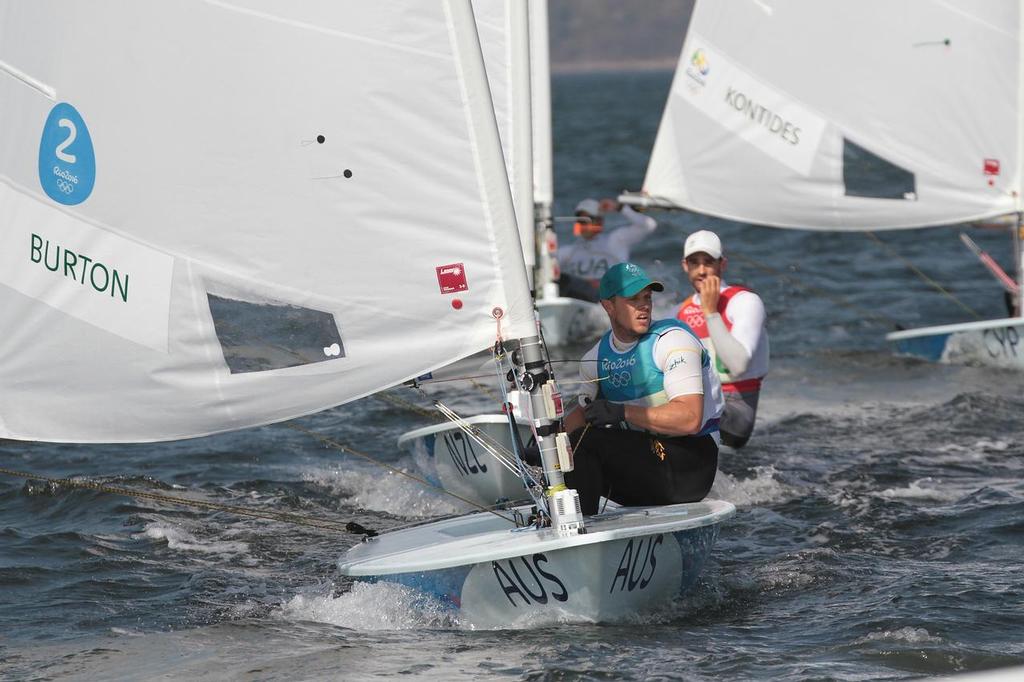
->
xmin=584 ymin=399 xmax=626 ymax=427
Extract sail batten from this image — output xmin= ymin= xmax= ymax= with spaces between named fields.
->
xmin=0 ymin=0 xmax=534 ymax=442
xmin=642 ymin=0 xmax=1023 ymax=231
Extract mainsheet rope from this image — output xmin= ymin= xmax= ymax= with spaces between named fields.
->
xmin=728 ymin=251 xmax=906 ymax=330
xmin=864 ymin=231 xmax=982 ymax=320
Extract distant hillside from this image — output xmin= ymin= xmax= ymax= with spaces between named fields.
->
xmin=548 ymin=0 xmax=695 ymax=73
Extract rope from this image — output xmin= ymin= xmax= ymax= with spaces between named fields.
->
xmin=0 ymin=466 xmax=378 ymax=537
xmin=728 ymin=251 xmax=906 ymax=330
xmin=469 ymin=378 xmax=501 ymax=403
xmin=372 ymin=391 xmax=443 ymax=421
xmin=864 ymin=231 xmax=982 ymax=320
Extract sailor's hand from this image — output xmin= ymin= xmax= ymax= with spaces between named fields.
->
xmin=598 ymin=197 xmax=620 ymax=213
xmin=699 ymin=275 xmax=720 ymax=316
xmin=584 ymin=399 xmax=626 ymax=427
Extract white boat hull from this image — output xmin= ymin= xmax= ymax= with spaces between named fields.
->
xmin=398 ymin=415 xmax=532 ymax=506
xmin=886 ymin=317 xmax=1024 ymax=369
xmin=536 ymin=297 xmax=607 ymax=347
xmin=338 ymin=500 xmax=735 ymax=627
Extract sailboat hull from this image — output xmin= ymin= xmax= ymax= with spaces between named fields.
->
xmin=398 ymin=416 xmax=532 ymax=506
xmin=536 ymin=297 xmax=607 ymax=347
xmin=886 ymin=318 xmax=1024 ymax=369
xmin=337 ymin=500 xmax=734 ymax=627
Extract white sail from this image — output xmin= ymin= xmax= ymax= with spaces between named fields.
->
xmin=529 ymin=0 xmax=554 ymax=210
xmin=0 ymin=0 xmax=535 ymax=442
xmin=473 ymin=0 xmax=535 ymax=272
xmin=642 ymin=0 xmax=1023 ymax=230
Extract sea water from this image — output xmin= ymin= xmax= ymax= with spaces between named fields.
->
xmin=2 ymin=71 xmax=1023 ymax=680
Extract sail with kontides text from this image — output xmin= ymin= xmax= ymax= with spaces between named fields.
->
xmin=0 ymin=0 xmax=534 ymax=442
xmin=639 ymin=0 xmax=1023 ymax=230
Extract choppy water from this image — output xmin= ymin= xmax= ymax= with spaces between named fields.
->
xmin=3 ymin=71 xmax=1023 ymax=681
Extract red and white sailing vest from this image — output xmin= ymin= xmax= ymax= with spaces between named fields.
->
xmin=677 ymin=285 xmax=763 ymax=393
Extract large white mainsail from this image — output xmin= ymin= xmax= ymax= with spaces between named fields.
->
xmin=641 ymin=0 xmax=1023 ymax=230
xmin=0 ymin=0 xmax=535 ymax=442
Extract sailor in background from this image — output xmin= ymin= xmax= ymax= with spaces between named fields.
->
xmin=562 ymin=262 xmax=724 ymax=516
xmin=678 ymin=230 xmax=770 ymax=449
xmin=556 ymin=197 xmax=657 ymax=302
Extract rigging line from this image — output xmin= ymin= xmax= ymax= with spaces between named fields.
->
xmin=281 ymin=422 xmax=517 ymax=525
xmin=406 ymin=371 xmax=500 ymax=385
xmin=864 ymin=231 xmax=982 ymax=320
xmin=469 ymin=377 xmax=501 ymax=402
xmin=433 ymin=402 xmax=521 ymax=474
xmin=373 ymin=391 xmax=444 ymax=421
xmin=728 ymin=251 xmax=905 ymax=330
xmin=0 ymin=466 xmax=377 ymax=536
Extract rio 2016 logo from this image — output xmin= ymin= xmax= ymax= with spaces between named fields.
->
xmin=39 ymin=103 xmax=96 ymax=206
xmin=690 ymin=48 xmax=709 ymax=76
xmin=607 ymin=370 xmax=632 ymax=388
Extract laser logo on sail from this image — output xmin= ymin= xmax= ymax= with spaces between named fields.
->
xmin=30 ymin=233 xmax=129 ymax=303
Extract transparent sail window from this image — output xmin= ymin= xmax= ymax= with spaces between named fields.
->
xmin=207 ymin=294 xmax=345 ymax=374
xmin=843 ymin=138 xmax=917 ymax=200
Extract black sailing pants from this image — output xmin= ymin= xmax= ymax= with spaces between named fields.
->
xmin=563 ymin=427 xmax=719 ymax=516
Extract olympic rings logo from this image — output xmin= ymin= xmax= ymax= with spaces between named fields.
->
xmin=56 ymin=179 xmax=75 ymax=195
xmin=607 ymin=370 xmax=632 ymax=388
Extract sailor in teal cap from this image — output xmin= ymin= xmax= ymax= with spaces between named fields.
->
xmin=562 ymin=262 xmax=725 ymax=515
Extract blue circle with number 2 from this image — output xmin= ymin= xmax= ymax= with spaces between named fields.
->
xmin=38 ymin=102 xmax=96 ymax=206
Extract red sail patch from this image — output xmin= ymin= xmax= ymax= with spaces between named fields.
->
xmin=436 ymin=263 xmax=469 ymax=294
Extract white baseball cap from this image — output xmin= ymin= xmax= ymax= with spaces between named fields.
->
xmin=683 ymin=230 xmax=723 ymax=259
xmin=574 ymin=198 xmax=601 ymax=216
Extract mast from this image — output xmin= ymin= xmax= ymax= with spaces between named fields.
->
xmin=513 ymin=334 xmax=584 ymax=535
xmin=458 ymin=1 xmax=583 ymax=533
xmin=507 ymin=0 xmax=537 ymax=287
xmin=528 ymin=0 xmax=559 ymax=300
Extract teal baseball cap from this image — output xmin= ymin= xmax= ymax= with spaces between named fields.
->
xmin=598 ymin=262 xmax=664 ymax=300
